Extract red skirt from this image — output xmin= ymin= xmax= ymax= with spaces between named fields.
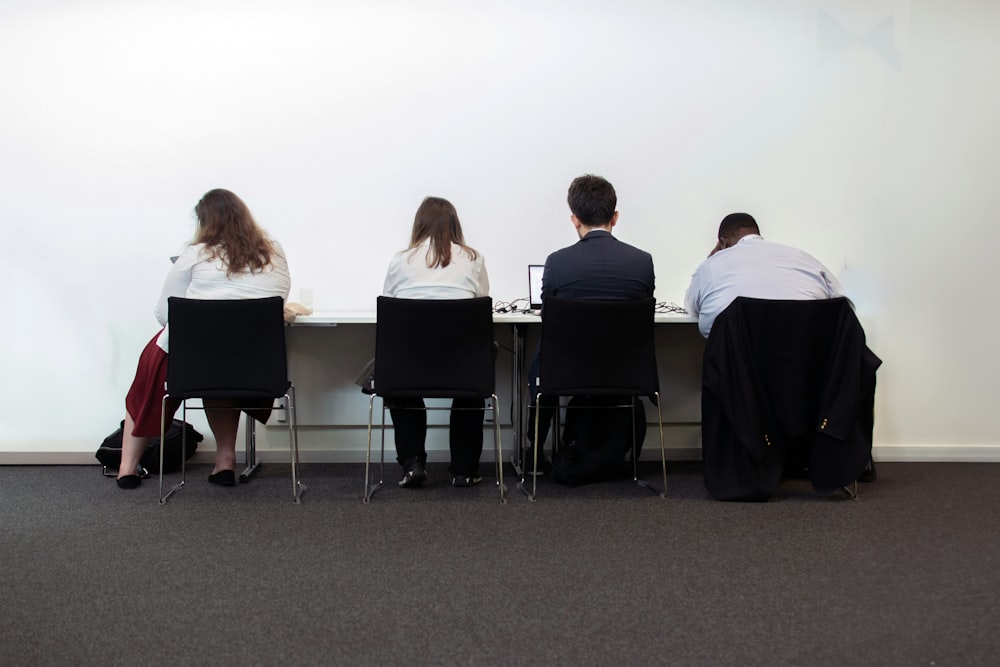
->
xmin=125 ymin=330 xmax=275 ymax=437
xmin=125 ymin=331 xmax=180 ymax=437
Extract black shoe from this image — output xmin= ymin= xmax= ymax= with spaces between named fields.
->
xmin=208 ymin=470 xmax=236 ymax=487
xmin=859 ymin=458 xmax=877 ymax=483
xmin=398 ymin=458 xmax=427 ymax=488
xmin=451 ymin=474 xmax=482 ymax=487
xmin=116 ymin=475 xmax=141 ymax=490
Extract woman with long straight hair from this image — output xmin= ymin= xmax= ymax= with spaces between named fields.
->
xmin=116 ymin=189 xmax=291 ymax=489
xmin=382 ymin=196 xmax=490 ymax=488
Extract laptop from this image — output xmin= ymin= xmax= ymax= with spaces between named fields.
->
xmin=528 ymin=264 xmax=544 ymax=311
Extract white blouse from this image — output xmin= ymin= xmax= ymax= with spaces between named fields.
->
xmin=383 ymin=241 xmax=489 ymax=299
xmin=153 ymin=241 xmax=291 ymax=351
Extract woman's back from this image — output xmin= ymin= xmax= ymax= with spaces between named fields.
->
xmin=383 ymin=241 xmax=487 ymax=300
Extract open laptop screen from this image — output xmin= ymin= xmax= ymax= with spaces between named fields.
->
xmin=528 ymin=264 xmax=544 ymax=309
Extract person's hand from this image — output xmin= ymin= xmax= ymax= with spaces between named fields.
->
xmin=283 ymin=302 xmax=313 ymax=322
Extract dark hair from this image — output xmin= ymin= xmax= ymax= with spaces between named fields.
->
xmin=194 ymin=189 xmax=278 ymax=277
xmin=567 ymin=174 xmax=617 ymax=227
xmin=408 ymin=196 xmax=478 ymax=268
xmin=718 ymin=212 xmax=760 ymax=241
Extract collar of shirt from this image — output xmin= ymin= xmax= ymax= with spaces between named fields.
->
xmin=736 ymin=234 xmax=763 ymax=246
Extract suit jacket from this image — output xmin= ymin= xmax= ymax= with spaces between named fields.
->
xmin=542 ymin=230 xmax=655 ymax=302
xmin=701 ymin=297 xmax=881 ymax=501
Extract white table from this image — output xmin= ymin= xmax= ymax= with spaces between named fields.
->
xmin=287 ymin=309 xmax=702 ymax=465
xmin=292 ymin=311 xmax=696 ymax=326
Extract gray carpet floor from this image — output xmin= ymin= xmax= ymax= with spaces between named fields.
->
xmin=1 ymin=462 xmax=998 ymax=666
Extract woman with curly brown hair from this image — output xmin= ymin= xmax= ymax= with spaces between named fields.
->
xmin=117 ymin=189 xmax=291 ymax=489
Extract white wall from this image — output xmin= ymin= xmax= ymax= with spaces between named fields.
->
xmin=1 ymin=0 xmax=997 ymax=457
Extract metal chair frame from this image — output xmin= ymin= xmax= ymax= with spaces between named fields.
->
xmin=159 ymin=389 xmax=303 ymax=504
xmin=524 ymin=392 xmax=666 ymax=501
xmin=364 ymin=395 xmax=505 ymax=504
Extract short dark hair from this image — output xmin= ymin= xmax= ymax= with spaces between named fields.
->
xmin=718 ymin=212 xmax=760 ymax=240
xmin=567 ymin=174 xmax=617 ymax=227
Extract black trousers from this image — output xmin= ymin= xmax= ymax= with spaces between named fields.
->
xmin=387 ymin=398 xmax=485 ymax=476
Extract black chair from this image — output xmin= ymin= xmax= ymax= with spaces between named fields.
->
xmin=701 ymin=297 xmax=881 ymax=501
xmin=158 ymin=296 xmax=304 ymax=504
xmin=522 ymin=296 xmax=667 ymax=501
xmin=364 ymin=296 xmax=505 ymax=504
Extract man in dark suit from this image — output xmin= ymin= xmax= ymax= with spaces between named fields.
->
xmin=541 ymin=176 xmax=655 ymax=302
xmin=525 ymin=174 xmax=655 ymax=475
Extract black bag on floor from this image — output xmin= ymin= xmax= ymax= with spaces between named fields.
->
xmin=551 ymin=395 xmax=647 ymax=486
xmin=96 ymin=419 xmax=203 ymax=476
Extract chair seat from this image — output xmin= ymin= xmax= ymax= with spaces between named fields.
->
xmin=170 ymin=387 xmax=289 ymax=400
xmin=542 ymin=386 xmax=652 ymax=398
xmin=378 ymin=388 xmax=492 ymax=400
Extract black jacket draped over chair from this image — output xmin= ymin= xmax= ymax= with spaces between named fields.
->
xmin=701 ymin=297 xmax=881 ymax=501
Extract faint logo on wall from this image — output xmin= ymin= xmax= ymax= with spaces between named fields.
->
xmin=818 ymin=8 xmax=903 ymax=69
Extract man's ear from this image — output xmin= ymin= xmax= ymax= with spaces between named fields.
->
xmin=570 ymin=214 xmax=583 ymax=230
xmin=609 ymin=211 xmax=619 ymax=228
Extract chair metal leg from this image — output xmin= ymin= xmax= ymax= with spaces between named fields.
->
xmin=655 ymin=393 xmax=667 ymax=498
xmin=513 ymin=381 xmax=530 ymax=480
xmin=841 ymin=481 xmax=859 ymax=500
xmin=379 ymin=403 xmax=386 ymax=489
xmin=508 ymin=324 xmax=527 ymax=476
xmin=491 ymin=395 xmax=506 ymax=504
xmin=287 ymin=387 xmax=305 ymax=503
xmin=634 ymin=392 xmax=668 ymax=499
xmin=363 ymin=394 xmax=383 ymax=503
xmin=518 ymin=392 xmax=544 ymax=502
xmin=239 ymin=412 xmax=261 ymax=483
xmin=159 ymin=397 xmax=186 ymax=504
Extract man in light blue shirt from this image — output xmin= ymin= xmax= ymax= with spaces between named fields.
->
xmin=685 ymin=212 xmax=844 ymax=338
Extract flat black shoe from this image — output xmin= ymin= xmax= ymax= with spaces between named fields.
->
xmin=208 ymin=470 xmax=236 ymax=487
xmin=116 ymin=474 xmax=141 ymax=489
xmin=398 ymin=458 xmax=427 ymax=488
xmin=859 ymin=459 xmax=877 ymax=483
xmin=451 ymin=474 xmax=483 ymax=487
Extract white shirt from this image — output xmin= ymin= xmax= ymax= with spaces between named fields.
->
xmin=154 ymin=241 xmax=292 ymax=351
xmin=383 ymin=241 xmax=489 ymax=299
xmin=684 ymin=235 xmax=843 ymax=338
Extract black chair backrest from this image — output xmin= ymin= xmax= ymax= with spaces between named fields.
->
xmin=538 ymin=296 xmax=658 ymax=396
xmin=166 ymin=296 xmax=289 ymax=399
xmin=374 ymin=296 xmax=495 ymax=399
